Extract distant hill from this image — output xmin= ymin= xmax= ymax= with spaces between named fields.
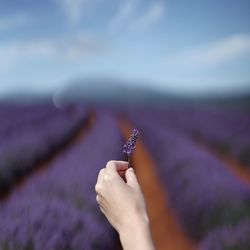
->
xmin=54 ymin=78 xmax=250 ymax=108
xmin=1 ymin=78 xmax=250 ymax=109
xmin=0 ymin=91 xmax=52 ymax=104
xmin=54 ymin=78 xmax=179 ymax=106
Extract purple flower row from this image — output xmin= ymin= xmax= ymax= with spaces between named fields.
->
xmin=199 ymin=219 xmax=250 ymax=250
xmin=0 ymin=104 xmax=62 ymax=135
xmin=0 ymin=106 xmax=88 ymax=192
xmin=142 ymin=106 xmax=250 ymax=168
xmin=0 ymin=111 xmax=123 ymax=249
xmin=126 ymin=109 xmax=250 ymax=242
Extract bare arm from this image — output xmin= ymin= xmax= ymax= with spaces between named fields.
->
xmin=95 ymin=160 xmax=155 ymax=250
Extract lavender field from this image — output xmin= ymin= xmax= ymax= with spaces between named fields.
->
xmin=123 ymin=106 xmax=250 ymax=249
xmin=0 ymin=103 xmax=249 ymax=250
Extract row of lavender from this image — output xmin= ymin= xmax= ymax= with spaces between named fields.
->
xmin=0 ymin=105 xmax=87 ymax=193
xmin=142 ymin=106 xmax=250 ymax=168
xmin=0 ymin=111 xmax=123 ymax=249
xmin=125 ymin=108 xmax=250 ymax=249
xmin=0 ymin=104 xmax=61 ymax=135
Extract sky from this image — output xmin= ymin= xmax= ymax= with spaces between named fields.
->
xmin=0 ymin=0 xmax=250 ymax=96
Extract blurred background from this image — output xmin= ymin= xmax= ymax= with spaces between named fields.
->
xmin=0 ymin=0 xmax=250 ymax=101
xmin=0 ymin=0 xmax=250 ymax=249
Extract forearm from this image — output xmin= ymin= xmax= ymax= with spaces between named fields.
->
xmin=119 ymin=214 xmax=155 ymax=250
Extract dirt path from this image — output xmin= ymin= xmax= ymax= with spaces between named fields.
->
xmin=0 ymin=112 xmax=95 ymax=201
xmin=218 ymin=153 xmax=250 ymax=184
xmin=196 ymin=140 xmax=250 ymax=185
xmin=120 ymin=120 xmax=196 ymax=250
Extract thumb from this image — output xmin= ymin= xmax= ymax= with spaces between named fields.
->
xmin=125 ymin=168 xmax=140 ymax=190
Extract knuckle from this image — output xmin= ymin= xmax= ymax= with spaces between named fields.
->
xmin=106 ymin=160 xmax=115 ymax=168
xmin=97 ymin=169 xmax=105 ymax=180
xmin=96 ymin=195 xmax=100 ymax=203
xmin=103 ymin=174 xmax=111 ymax=181
xmin=95 ymin=184 xmax=102 ymax=193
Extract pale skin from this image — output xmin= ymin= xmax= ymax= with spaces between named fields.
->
xmin=95 ymin=160 xmax=155 ymax=250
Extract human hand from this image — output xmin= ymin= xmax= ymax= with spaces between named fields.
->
xmin=95 ymin=160 xmax=148 ymax=233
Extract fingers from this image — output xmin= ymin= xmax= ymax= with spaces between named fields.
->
xmin=99 ymin=206 xmax=105 ymax=214
xmin=95 ymin=168 xmax=105 ymax=196
xmin=125 ymin=168 xmax=140 ymax=190
xmin=97 ymin=161 xmax=128 ymax=182
xmin=118 ymin=169 xmax=127 ymax=179
xmin=106 ymin=160 xmax=128 ymax=174
xmin=96 ymin=195 xmax=105 ymax=213
xmin=96 ymin=195 xmax=100 ymax=203
xmin=96 ymin=195 xmax=104 ymax=206
xmin=106 ymin=161 xmax=128 ymax=182
xmin=95 ymin=161 xmax=129 ymax=196
xmin=96 ymin=195 xmax=106 ymax=215
xmin=97 ymin=168 xmax=105 ymax=183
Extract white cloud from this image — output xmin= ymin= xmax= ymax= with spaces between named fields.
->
xmin=58 ymin=0 xmax=90 ymax=23
xmin=108 ymin=1 xmax=165 ymax=33
xmin=0 ymin=34 xmax=106 ymax=74
xmin=0 ymin=14 xmax=28 ymax=31
xmin=108 ymin=0 xmax=137 ymax=31
xmin=166 ymin=34 xmax=250 ymax=69
xmin=60 ymin=33 xmax=106 ymax=60
xmin=129 ymin=2 xmax=165 ymax=31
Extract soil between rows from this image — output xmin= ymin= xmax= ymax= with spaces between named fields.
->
xmin=119 ymin=120 xmax=196 ymax=250
xmin=0 ymin=112 xmax=95 ymax=201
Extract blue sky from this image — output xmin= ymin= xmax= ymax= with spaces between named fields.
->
xmin=0 ymin=0 xmax=249 ymax=96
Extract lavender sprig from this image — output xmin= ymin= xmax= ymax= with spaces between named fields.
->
xmin=123 ymin=128 xmax=140 ymax=168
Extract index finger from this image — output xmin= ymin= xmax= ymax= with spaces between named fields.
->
xmin=106 ymin=160 xmax=128 ymax=176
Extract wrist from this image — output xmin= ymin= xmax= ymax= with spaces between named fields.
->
xmin=119 ymin=210 xmax=149 ymax=234
xmin=118 ymin=212 xmax=154 ymax=250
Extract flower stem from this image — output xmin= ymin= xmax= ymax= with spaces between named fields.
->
xmin=128 ymin=154 xmax=132 ymax=168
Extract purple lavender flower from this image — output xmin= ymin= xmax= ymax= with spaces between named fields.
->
xmin=123 ymin=128 xmax=140 ymax=167
xmin=123 ymin=128 xmax=140 ymax=155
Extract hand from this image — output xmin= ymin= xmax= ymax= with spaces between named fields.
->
xmin=95 ymin=160 xmax=155 ymax=250
xmin=95 ymin=160 xmax=148 ymax=233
